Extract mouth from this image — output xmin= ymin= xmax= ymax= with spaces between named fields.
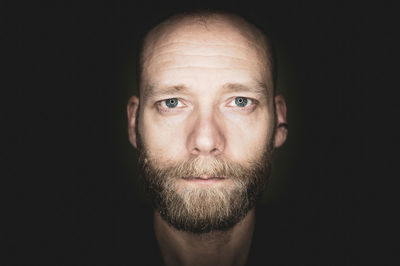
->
xmin=181 ymin=176 xmax=226 ymax=184
xmin=182 ymin=175 xmax=225 ymax=181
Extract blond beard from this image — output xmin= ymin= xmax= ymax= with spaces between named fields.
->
xmin=138 ymin=145 xmax=273 ymax=233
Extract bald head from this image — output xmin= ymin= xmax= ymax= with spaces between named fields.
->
xmin=137 ymin=11 xmax=276 ymax=97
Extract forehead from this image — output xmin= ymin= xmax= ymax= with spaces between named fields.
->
xmin=141 ymin=19 xmax=272 ymax=95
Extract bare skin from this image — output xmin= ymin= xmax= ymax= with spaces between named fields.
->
xmin=127 ymin=14 xmax=287 ymax=266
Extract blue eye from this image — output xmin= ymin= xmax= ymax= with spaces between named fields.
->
xmin=235 ymin=97 xmax=248 ymax=107
xmin=164 ymin=98 xmax=179 ymax=108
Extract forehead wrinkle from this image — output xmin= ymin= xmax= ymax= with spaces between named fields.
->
xmin=151 ymin=66 xmax=252 ymax=70
xmin=143 ymin=34 xmax=268 ymax=65
xmin=144 ymin=44 xmax=269 ymax=84
xmin=151 ymin=52 xmax=249 ymax=61
xmin=146 ymin=40 xmax=266 ymax=55
xmin=143 ymin=38 xmax=267 ymax=73
xmin=141 ymin=16 xmax=271 ymax=70
xmin=139 ymin=12 xmax=274 ymax=96
xmin=145 ymin=43 xmax=266 ymax=74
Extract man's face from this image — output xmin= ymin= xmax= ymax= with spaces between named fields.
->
xmin=132 ymin=20 xmax=278 ymax=233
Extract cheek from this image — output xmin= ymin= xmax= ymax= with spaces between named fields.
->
xmin=140 ymin=108 xmax=188 ymax=159
xmin=224 ymin=110 xmax=272 ymax=162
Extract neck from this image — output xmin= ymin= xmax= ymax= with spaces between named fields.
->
xmin=154 ymin=208 xmax=255 ymax=266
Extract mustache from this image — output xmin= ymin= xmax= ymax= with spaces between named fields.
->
xmin=165 ymin=157 xmax=244 ymax=180
xmin=140 ymin=153 xmax=267 ymax=183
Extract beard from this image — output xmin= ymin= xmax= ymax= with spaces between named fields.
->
xmin=135 ymin=112 xmax=276 ymax=234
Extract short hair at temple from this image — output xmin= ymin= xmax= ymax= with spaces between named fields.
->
xmin=135 ymin=9 xmax=277 ymax=97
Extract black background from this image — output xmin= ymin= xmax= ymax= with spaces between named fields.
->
xmin=4 ymin=1 xmax=398 ymax=264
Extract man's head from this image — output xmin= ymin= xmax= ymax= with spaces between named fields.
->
xmin=127 ymin=10 xmax=288 ymax=233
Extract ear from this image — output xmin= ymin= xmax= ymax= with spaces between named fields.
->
xmin=274 ymin=94 xmax=288 ymax=148
xmin=127 ymin=95 xmax=140 ymax=149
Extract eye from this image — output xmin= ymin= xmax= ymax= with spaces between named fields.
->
xmin=159 ymin=98 xmax=184 ymax=109
xmin=228 ymin=97 xmax=252 ymax=108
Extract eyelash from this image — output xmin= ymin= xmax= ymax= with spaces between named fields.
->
xmin=156 ymin=98 xmax=185 ymax=113
xmin=227 ymin=97 xmax=255 ymax=109
xmin=156 ymin=97 xmax=257 ymax=113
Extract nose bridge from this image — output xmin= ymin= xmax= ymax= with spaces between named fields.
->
xmin=187 ymin=105 xmax=225 ymax=156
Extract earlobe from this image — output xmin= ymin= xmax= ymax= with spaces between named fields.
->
xmin=127 ymin=96 xmax=140 ymax=149
xmin=274 ymin=94 xmax=288 ymax=148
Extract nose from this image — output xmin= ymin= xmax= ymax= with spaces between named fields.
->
xmin=186 ymin=110 xmax=225 ymax=157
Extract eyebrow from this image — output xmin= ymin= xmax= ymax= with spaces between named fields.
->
xmin=222 ymin=82 xmax=268 ymax=96
xmin=143 ymin=84 xmax=190 ymax=100
xmin=143 ymin=81 xmax=269 ymax=100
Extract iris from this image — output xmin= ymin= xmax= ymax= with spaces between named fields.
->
xmin=235 ymin=97 xmax=248 ymax=107
xmin=165 ymin=98 xmax=179 ymax=108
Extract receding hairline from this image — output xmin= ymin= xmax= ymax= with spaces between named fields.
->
xmin=137 ymin=10 xmax=276 ymax=95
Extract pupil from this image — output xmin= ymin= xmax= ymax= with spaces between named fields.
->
xmin=235 ymin=97 xmax=247 ymax=107
xmin=166 ymin=98 xmax=178 ymax=108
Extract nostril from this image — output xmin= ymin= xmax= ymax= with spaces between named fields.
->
xmin=210 ymin=148 xmax=220 ymax=155
xmin=192 ymin=147 xmax=201 ymax=155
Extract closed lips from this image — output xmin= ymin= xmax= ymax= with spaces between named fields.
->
xmin=182 ymin=176 xmax=225 ymax=180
